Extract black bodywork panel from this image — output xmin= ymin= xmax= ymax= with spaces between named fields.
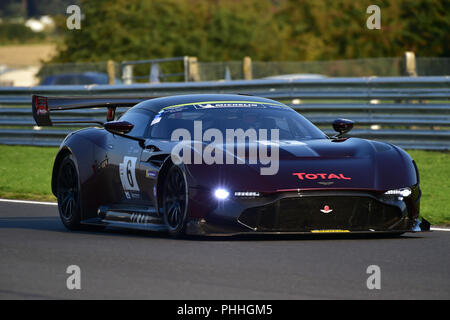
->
xmin=37 ymin=94 xmax=427 ymax=235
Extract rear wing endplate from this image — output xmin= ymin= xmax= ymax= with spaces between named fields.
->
xmin=32 ymin=95 xmax=150 ymax=126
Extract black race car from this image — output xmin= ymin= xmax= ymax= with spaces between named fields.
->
xmin=32 ymin=94 xmax=430 ymax=237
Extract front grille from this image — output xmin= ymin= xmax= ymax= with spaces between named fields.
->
xmin=238 ymin=196 xmax=402 ymax=232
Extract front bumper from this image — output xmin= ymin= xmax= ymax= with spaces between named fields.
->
xmin=186 ymin=189 xmax=429 ymax=236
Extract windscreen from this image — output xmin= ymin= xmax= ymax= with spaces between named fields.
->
xmin=149 ymin=101 xmax=327 ymax=140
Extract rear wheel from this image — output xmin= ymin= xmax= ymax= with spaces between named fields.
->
xmin=162 ymin=165 xmax=188 ymax=237
xmin=56 ymin=155 xmax=82 ymax=230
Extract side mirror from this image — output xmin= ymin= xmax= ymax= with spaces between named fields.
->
xmin=104 ymin=121 xmax=134 ymax=134
xmin=332 ymin=118 xmax=354 ymax=137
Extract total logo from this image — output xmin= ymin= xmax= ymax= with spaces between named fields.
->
xmin=292 ymin=172 xmax=352 ymax=180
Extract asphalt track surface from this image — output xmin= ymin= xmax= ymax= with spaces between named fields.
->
xmin=0 ymin=201 xmax=449 ymax=300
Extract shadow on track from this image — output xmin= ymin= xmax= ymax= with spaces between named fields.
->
xmin=185 ymin=232 xmax=423 ymax=241
xmin=0 ymin=215 xmax=424 ymax=242
xmin=0 ymin=216 xmax=167 ymax=240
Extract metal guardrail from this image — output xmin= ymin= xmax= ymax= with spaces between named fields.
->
xmin=121 ymin=56 xmax=189 ymax=84
xmin=0 ymin=76 xmax=449 ymax=149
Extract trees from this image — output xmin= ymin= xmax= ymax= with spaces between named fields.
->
xmin=47 ymin=0 xmax=449 ymax=64
xmin=276 ymin=0 xmax=449 ymax=60
xmin=51 ymin=0 xmax=285 ymax=63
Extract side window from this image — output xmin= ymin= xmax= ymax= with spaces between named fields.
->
xmin=119 ymin=109 xmax=155 ymax=137
xmin=273 ymin=117 xmax=289 ymax=131
xmin=149 ymin=111 xmax=199 ymax=139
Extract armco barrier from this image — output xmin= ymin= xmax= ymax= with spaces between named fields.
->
xmin=0 ymin=76 xmax=449 ymax=149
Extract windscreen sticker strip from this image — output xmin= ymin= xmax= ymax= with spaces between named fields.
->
xmin=161 ymin=101 xmax=286 ymax=111
xmin=150 ymin=101 xmax=289 ymax=125
xmin=150 ymin=101 xmax=290 ymax=125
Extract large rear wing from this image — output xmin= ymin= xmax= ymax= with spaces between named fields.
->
xmin=32 ymin=95 xmax=150 ymax=126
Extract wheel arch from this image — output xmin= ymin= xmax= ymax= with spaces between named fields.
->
xmin=155 ymin=156 xmax=190 ymax=215
xmin=51 ymin=146 xmax=74 ymax=196
xmin=156 ymin=156 xmax=174 ymax=215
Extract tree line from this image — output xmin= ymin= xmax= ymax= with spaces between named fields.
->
xmin=10 ymin=0 xmax=450 ymax=63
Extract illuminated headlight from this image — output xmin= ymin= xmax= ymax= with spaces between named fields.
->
xmin=383 ymin=187 xmax=412 ymax=197
xmin=234 ymin=191 xmax=260 ymax=197
xmin=214 ymin=188 xmax=229 ymax=200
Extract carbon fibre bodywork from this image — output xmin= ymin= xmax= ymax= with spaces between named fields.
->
xmin=43 ymin=94 xmax=428 ymax=236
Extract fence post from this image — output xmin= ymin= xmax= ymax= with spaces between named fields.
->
xmin=183 ymin=56 xmax=189 ymax=82
xmin=149 ymin=63 xmax=161 ymax=83
xmin=243 ymin=56 xmax=252 ymax=80
xmin=107 ymin=60 xmax=115 ymax=85
xmin=187 ymin=57 xmax=200 ymax=82
xmin=122 ymin=64 xmax=134 ymax=84
xmin=224 ymin=66 xmax=232 ymax=81
xmin=403 ymin=51 xmax=417 ymax=77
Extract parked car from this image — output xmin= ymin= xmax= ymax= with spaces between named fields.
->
xmin=41 ymin=72 xmax=122 ymax=85
xmin=262 ymin=73 xmax=326 ymax=80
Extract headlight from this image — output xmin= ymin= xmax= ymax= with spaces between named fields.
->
xmin=234 ymin=191 xmax=260 ymax=197
xmin=383 ymin=187 xmax=412 ymax=201
xmin=214 ymin=188 xmax=229 ymax=200
xmin=383 ymin=187 xmax=412 ymax=197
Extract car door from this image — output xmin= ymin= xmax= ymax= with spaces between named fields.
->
xmin=106 ymin=109 xmax=155 ymax=205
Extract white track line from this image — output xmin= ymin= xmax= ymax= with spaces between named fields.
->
xmin=430 ymin=227 xmax=450 ymax=232
xmin=0 ymin=198 xmax=449 ymax=231
xmin=0 ymin=198 xmax=57 ymax=206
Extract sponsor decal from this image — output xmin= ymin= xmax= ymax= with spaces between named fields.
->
xmin=35 ymin=96 xmax=49 ymax=115
xmin=194 ymin=102 xmax=259 ymax=109
xmin=320 ymin=205 xmax=333 ymax=214
xmin=150 ymin=113 xmax=162 ymax=126
xmin=131 ymin=191 xmax=141 ymax=199
xmin=318 ymin=181 xmax=334 ymax=186
xmin=95 ymin=158 xmax=108 ymax=171
xmin=160 ymin=100 xmax=285 ymax=112
xmin=151 ymin=100 xmax=289 ymax=120
xmin=36 ymin=106 xmax=48 ymax=115
xmin=293 ymin=172 xmax=352 ymax=180
xmin=145 ymin=169 xmax=157 ymax=178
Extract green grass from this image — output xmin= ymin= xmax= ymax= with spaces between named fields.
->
xmin=407 ymin=150 xmax=450 ymax=226
xmin=0 ymin=145 xmax=448 ymax=225
xmin=0 ymin=145 xmax=57 ymax=202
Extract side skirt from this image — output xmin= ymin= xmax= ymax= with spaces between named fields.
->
xmin=81 ymin=204 xmax=168 ymax=232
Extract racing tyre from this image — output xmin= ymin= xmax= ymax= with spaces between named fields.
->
xmin=163 ymin=165 xmax=188 ymax=237
xmin=56 ymin=155 xmax=83 ymax=230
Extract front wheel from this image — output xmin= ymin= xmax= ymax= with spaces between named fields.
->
xmin=162 ymin=165 xmax=188 ymax=237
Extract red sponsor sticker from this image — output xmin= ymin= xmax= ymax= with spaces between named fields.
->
xmin=293 ymin=172 xmax=352 ymax=180
xmin=35 ymin=96 xmax=48 ymax=115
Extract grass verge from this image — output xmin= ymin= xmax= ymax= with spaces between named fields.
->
xmin=0 ymin=145 xmax=57 ymax=202
xmin=0 ymin=145 xmax=448 ymax=225
xmin=407 ymin=150 xmax=449 ymax=226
